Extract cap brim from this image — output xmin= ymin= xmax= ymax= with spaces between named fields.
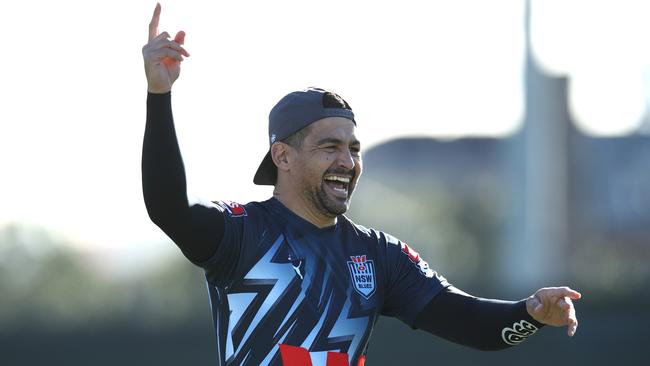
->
xmin=253 ymin=150 xmax=277 ymax=185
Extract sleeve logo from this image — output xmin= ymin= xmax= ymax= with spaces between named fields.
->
xmin=347 ymin=255 xmax=376 ymax=300
xmin=501 ymin=320 xmax=538 ymax=345
xmin=213 ymin=200 xmax=247 ymax=217
xmin=400 ymin=243 xmax=434 ymax=278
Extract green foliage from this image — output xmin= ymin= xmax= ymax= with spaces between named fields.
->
xmin=0 ymin=224 xmax=210 ymax=332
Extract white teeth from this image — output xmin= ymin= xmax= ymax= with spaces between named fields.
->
xmin=324 ymin=176 xmax=350 ymax=183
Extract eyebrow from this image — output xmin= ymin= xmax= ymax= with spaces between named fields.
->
xmin=316 ymin=137 xmax=361 ymax=146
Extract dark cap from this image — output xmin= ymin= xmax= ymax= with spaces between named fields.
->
xmin=253 ymin=87 xmax=356 ymax=185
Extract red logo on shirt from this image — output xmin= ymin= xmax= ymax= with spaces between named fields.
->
xmin=214 ymin=200 xmax=247 ymax=217
xmin=401 ymin=243 xmax=421 ymax=263
xmin=400 ymin=243 xmax=434 ymax=278
xmin=278 ymin=344 xmax=366 ymax=366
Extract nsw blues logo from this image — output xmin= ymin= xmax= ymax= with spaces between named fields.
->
xmin=347 ymin=255 xmax=376 ymax=300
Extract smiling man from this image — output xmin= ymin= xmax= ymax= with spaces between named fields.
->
xmin=141 ymin=4 xmax=581 ymax=366
xmin=254 ymin=89 xmax=362 ymax=227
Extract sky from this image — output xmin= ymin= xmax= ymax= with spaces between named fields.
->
xmin=1 ymin=0 xmax=649 ymax=263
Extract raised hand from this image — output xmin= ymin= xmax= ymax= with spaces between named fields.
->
xmin=142 ymin=3 xmax=190 ymax=94
xmin=526 ymin=286 xmax=582 ymax=336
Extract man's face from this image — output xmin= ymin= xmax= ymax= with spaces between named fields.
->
xmin=291 ymin=117 xmax=362 ymax=218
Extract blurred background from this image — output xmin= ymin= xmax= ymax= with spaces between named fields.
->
xmin=1 ymin=0 xmax=649 ymax=365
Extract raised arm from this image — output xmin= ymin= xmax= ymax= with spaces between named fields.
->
xmin=141 ymin=4 xmax=224 ymax=263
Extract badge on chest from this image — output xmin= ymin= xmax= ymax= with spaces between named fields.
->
xmin=347 ymin=255 xmax=376 ymax=300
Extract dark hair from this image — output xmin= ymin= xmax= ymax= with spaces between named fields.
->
xmin=281 ymin=124 xmax=313 ymax=149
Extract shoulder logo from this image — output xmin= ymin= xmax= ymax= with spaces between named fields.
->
xmin=213 ymin=200 xmax=247 ymax=217
xmin=347 ymin=255 xmax=376 ymax=300
xmin=401 ymin=243 xmax=434 ymax=278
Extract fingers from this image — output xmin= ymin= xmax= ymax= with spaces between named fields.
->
xmin=148 ymin=3 xmax=161 ymax=42
xmin=174 ymin=30 xmax=186 ymax=45
xmin=566 ymin=288 xmax=582 ymax=300
xmin=153 ymin=48 xmax=186 ymax=62
xmin=539 ymin=286 xmax=582 ymax=301
xmin=556 ymin=296 xmax=578 ymax=336
xmin=145 ymin=4 xmax=190 ymax=56
xmin=158 ymin=38 xmax=189 ymax=56
xmin=144 ymin=32 xmax=190 ymax=59
xmin=567 ymin=312 xmax=578 ymax=336
xmin=553 ymin=286 xmax=582 ymax=300
xmin=556 ymin=296 xmax=571 ymax=310
xmin=174 ymin=31 xmax=190 ymax=56
xmin=566 ymin=299 xmax=578 ymax=336
xmin=151 ymin=31 xmax=171 ymax=43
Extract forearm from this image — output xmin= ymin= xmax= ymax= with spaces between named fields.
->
xmin=142 ymin=92 xmax=189 ymax=224
xmin=414 ymin=286 xmax=544 ymax=351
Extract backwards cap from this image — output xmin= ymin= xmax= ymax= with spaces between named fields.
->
xmin=253 ymin=87 xmax=355 ymax=185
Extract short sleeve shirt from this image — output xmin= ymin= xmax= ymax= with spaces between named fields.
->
xmin=199 ymin=198 xmax=448 ymax=366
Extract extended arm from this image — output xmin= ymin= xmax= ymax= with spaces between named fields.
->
xmin=414 ymin=286 xmax=581 ymax=351
xmin=414 ymin=286 xmax=542 ymax=350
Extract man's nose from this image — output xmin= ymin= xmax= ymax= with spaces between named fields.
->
xmin=337 ymin=148 xmax=355 ymax=170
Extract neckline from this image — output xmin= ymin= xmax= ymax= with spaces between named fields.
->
xmin=267 ymin=197 xmax=340 ymax=234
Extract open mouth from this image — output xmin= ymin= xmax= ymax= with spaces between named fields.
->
xmin=323 ymin=174 xmax=351 ymax=199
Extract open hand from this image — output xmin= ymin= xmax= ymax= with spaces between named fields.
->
xmin=142 ymin=3 xmax=190 ymax=93
xmin=526 ymin=286 xmax=582 ymax=337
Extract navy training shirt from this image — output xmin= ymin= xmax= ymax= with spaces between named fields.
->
xmin=198 ymin=198 xmax=448 ymax=366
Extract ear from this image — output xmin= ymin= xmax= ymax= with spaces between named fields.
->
xmin=271 ymin=142 xmax=293 ymax=173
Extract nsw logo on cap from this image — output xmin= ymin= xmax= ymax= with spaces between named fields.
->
xmin=270 ymin=133 xmax=277 ymax=143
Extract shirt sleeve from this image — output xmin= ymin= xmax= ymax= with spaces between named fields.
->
xmin=379 ymin=232 xmax=450 ymax=327
xmin=197 ymin=200 xmax=261 ymax=286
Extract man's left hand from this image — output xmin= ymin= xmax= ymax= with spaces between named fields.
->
xmin=526 ymin=286 xmax=582 ymax=336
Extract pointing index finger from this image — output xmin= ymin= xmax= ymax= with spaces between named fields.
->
xmin=561 ymin=287 xmax=582 ymax=300
xmin=148 ymin=3 xmax=161 ymax=42
xmin=544 ymin=286 xmax=582 ymax=300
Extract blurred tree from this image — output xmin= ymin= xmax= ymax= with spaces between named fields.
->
xmin=0 ymin=223 xmax=210 ymax=333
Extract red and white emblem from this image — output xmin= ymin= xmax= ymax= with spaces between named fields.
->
xmin=347 ymin=255 xmax=376 ymax=300
xmin=401 ymin=243 xmax=434 ymax=278
xmin=214 ymin=200 xmax=247 ymax=217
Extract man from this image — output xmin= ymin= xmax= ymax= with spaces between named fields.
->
xmin=142 ymin=4 xmax=581 ymax=366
